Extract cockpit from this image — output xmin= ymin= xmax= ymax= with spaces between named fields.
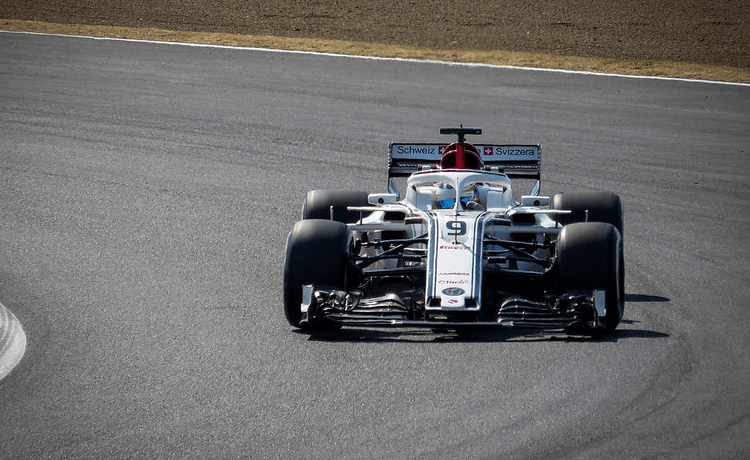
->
xmin=405 ymin=171 xmax=513 ymax=212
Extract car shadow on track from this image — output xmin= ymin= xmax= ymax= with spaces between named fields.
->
xmin=625 ymin=293 xmax=670 ymax=303
xmin=298 ymin=292 xmax=671 ymax=343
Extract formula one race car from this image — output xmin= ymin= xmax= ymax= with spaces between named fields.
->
xmin=284 ymin=127 xmax=624 ymax=334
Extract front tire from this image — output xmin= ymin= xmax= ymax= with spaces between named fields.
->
xmin=283 ymin=219 xmax=352 ymax=329
xmin=556 ymin=222 xmax=624 ymax=332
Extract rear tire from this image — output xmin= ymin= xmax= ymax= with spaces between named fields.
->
xmin=556 ymin=222 xmax=624 ymax=332
xmin=302 ymin=190 xmax=370 ymax=223
xmin=552 ymin=191 xmax=623 ymax=237
xmin=283 ymin=219 xmax=351 ymax=330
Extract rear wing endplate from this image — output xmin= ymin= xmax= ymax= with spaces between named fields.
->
xmin=388 ymin=143 xmax=541 ymax=180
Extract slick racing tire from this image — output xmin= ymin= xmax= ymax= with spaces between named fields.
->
xmin=302 ymin=190 xmax=370 ymax=223
xmin=283 ymin=219 xmax=351 ymax=330
xmin=556 ymin=222 xmax=624 ymax=332
xmin=551 ymin=191 xmax=624 ymax=237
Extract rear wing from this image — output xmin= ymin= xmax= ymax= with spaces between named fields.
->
xmin=388 ymin=143 xmax=541 ymax=180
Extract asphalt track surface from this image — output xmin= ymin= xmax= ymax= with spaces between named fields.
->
xmin=1 ymin=32 xmax=749 ymax=459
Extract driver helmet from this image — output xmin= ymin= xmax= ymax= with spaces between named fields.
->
xmin=460 ymin=184 xmax=485 ymax=210
xmin=433 ymin=183 xmax=456 ymax=209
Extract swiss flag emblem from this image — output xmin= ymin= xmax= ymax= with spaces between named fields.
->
xmin=439 ymin=145 xmax=448 ymax=155
xmin=483 ymin=146 xmax=494 ymax=155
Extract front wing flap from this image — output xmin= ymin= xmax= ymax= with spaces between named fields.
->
xmin=300 ymin=285 xmax=607 ymax=331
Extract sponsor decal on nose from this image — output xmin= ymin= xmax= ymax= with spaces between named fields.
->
xmin=442 ymin=287 xmax=465 ymax=296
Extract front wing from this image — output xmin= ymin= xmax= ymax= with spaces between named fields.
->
xmin=300 ymin=284 xmax=608 ymax=331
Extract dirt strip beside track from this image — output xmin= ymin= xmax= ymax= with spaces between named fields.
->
xmin=2 ymin=19 xmax=749 ymax=84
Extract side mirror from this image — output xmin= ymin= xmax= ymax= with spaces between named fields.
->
xmin=368 ymin=193 xmax=399 ymax=205
xmin=521 ymin=195 xmax=550 ymax=207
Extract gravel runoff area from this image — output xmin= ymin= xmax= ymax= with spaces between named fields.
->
xmin=1 ymin=1 xmax=749 ymax=82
